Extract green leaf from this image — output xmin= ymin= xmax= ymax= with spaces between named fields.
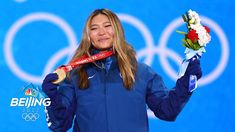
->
xmin=186 ymin=13 xmax=190 ymax=26
xmin=194 ymin=43 xmax=201 ymax=50
xmin=192 ymin=44 xmax=197 ymax=50
xmin=182 ymin=15 xmax=187 ymax=22
xmin=182 ymin=38 xmax=187 ymax=43
xmin=182 ymin=44 xmax=187 ymax=48
xmin=186 ymin=38 xmax=194 ymax=47
xmin=176 ymin=30 xmax=187 ymax=35
xmin=183 ymin=43 xmax=190 ymax=48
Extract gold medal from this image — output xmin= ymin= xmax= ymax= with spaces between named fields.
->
xmin=51 ymin=50 xmax=113 ymax=84
xmin=52 ymin=68 xmax=66 ymax=84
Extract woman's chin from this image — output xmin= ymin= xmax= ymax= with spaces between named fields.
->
xmin=94 ymin=46 xmax=112 ymax=51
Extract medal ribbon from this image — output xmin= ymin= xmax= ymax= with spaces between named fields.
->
xmin=57 ymin=50 xmax=114 ymax=72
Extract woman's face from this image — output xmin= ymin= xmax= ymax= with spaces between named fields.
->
xmin=89 ymin=14 xmax=114 ymax=50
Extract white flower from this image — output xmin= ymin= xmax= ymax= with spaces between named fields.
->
xmin=187 ymin=9 xmax=211 ymax=47
xmin=198 ymin=32 xmax=211 ymax=46
xmin=188 ymin=9 xmax=201 ymax=25
xmin=196 ymin=25 xmax=211 ymax=46
xmin=190 ymin=24 xmax=201 ymax=31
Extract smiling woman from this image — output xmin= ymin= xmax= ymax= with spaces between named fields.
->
xmin=42 ymin=8 xmax=202 ymax=132
xmin=89 ymin=14 xmax=114 ymax=50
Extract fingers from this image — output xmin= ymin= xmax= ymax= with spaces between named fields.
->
xmin=189 ymin=58 xmax=200 ymax=66
xmin=189 ymin=66 xmax=202 ymax=79
xmin=42 ymin=79 xmax=58 ymax=91
xmin=43 ymin=73 xmax=58 ymax=83
xmin=42 ymin=73 xmax=59 ymax=97
xmin=185 ymin=58 xmax=202 ymax=79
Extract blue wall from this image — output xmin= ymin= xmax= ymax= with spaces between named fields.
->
xmin=1 ymin=0 xmax=234 ymax=131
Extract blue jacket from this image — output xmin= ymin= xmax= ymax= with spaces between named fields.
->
xmin=45 ymin=56 xmax=192 ymax=132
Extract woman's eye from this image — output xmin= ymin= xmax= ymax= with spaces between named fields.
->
xmin=90 ymin=27 xmax=97 ymax=30
xmin=105 ymin=25 xmax=111 ymax=27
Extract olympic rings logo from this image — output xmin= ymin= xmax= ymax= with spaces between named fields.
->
xmin=3 ymin=12 xmax=229 ymax=87
xmin=14 ymin=0 xmax=27 ymax=3
xmin=22 ymin=112 xmax=40 ymax=121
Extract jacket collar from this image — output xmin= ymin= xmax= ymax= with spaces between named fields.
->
xmin=88 ymin=49 xmax=118 ymax=72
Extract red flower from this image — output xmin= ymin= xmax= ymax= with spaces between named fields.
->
xmin=187 ymin=29 xmax=198 ymax=42
xmin=203 ymin=25 xmax=210 ymax=33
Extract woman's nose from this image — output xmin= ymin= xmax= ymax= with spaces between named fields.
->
xmin=98 ymin=28 xmax=105 ymax=35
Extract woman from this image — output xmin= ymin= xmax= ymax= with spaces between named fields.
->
xmin=42 ymin=9 xmax=202 ymax=132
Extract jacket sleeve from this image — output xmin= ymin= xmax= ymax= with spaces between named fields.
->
xmin=45 ymin=78 xmax=76 ymax=132
xmin=145 ymin=66 xmax=192 ymax=121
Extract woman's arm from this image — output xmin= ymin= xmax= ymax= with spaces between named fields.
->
xmin=146 ymin=59 xmax=202 ymax=121
xmin=42 ymin=73 xmax=76 ymax=131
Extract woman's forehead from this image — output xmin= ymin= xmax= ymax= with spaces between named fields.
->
xmin=91 ymin=14 xmax=110 ymax=25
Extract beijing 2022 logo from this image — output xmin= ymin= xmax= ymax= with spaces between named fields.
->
xmin=10 ymin=83 xmax=51 ymax=121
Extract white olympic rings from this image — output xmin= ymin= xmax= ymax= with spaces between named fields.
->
xmin=3 ymin=12 xmax=229 ymax=87
xmin=22 ymin=112 xmax=40 ymax=121
xmin=3 ymin=12 xmax=77 ymax=83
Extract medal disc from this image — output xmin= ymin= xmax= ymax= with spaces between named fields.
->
xmin=53 ymin=68 xmax=66 ymax=84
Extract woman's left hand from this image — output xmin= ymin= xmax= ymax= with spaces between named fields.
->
xmin=185 ymin=58 xmax=202 ymax=80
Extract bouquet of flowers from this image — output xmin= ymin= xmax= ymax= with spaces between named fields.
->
xmin=177 ymin=9 xmax=211 ymax=50
xmin=177 ymin=9 xmax=211 ymax=78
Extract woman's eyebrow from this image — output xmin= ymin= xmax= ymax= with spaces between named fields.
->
xmin=90 ymin=21 xmax=111 ymax=27
xmin=103 ymin=21 xmax=111 ymax=24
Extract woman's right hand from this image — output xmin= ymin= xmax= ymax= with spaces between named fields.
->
xmin=42 ymin=73 xmax=59 ymax=98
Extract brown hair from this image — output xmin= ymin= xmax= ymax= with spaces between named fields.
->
xmin=70 ymin=9 xmax=137 ymax=90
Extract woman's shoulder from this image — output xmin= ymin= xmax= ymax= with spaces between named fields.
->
xmin=137 ymin=62 xmax=157 ymax=77
xmin=137 ymin=62 xmax=150 ymax=68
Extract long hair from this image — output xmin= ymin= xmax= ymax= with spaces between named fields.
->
xmin=70 ymin=9 xmax=137 ymax=90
